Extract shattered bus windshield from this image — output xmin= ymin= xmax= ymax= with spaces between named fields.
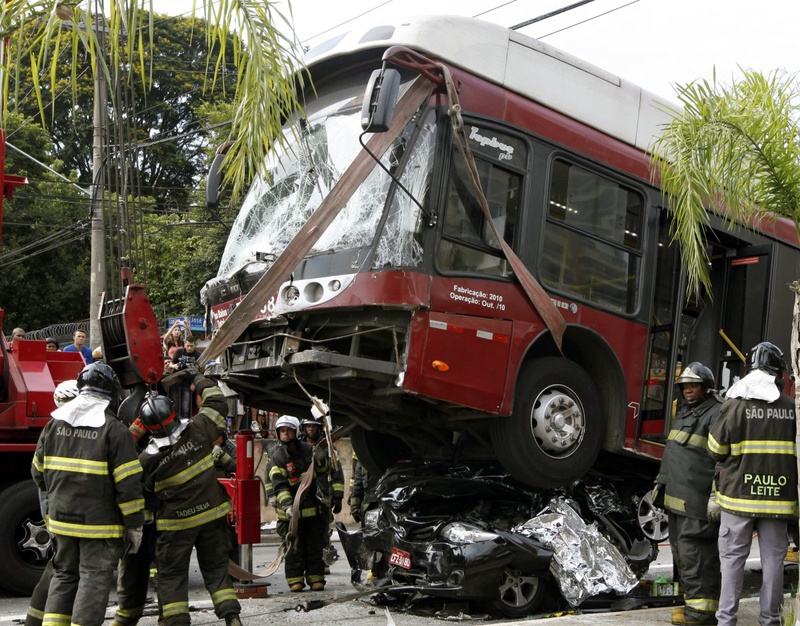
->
xmin=218 ymin=74 xmax=433 ymax=278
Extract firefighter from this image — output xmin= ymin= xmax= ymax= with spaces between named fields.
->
xmin=348 ymin=454 xmax=379 ymax=526
xmin=269 ymin=415 xmax=329 ymax=592
xmin=655 ymin=362 xmax=722 ymax=626
xmin=709 ymin=342 xmax=797 ymax=626
xmin=299 ymin=417 xmax=344 ymax=570
xmin=31 ymin=363 xmax=145 ymax=626
xmin=138 ymin=392 xmax=242 ymax=626
xmin=111 ymin=379 xmax=235 ymax=626
xmin=25 ymin=380 xmax=79 ymax=626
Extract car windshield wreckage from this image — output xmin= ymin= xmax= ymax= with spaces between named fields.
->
xmin=336 ymin=462 xmax=663 ymax=618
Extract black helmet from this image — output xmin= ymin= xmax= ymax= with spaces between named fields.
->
xmin=139 ymin=393 xmax=179 ymax=435
xmin=675 ymin=362 xmax=715 ymax=389
xmin=76 ymin=362 xmax=120 ymax=400
xmin=301 ymin=418 xmax=321 ymax=428
xmin=746 ymin=342 xmax=787 ymax=377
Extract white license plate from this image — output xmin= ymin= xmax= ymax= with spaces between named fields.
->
xmin=389 ymin=547 xmax=412 ymax=570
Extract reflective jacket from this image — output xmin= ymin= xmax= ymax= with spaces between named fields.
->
xmin=31 ymin=408 xmax=144 ymax=538
xmin=708 ymin=393 xmax=797 ymax=519
xmin=298 ymin=434 xmax=345 ymax=505
xmin=139 ymin=415 xmax=231 ymax=531
xmin=194 ymin=378 xmax=228 ymax=434
xmin=657 ymin=393 xmax=722 ymax=519
xmin=349 ymin=459 xmax=379 ymax=514
xmin=269 ymin=440 xmax=329 ymax=520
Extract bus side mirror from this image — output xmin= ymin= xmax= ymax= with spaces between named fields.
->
xmin=207 ymin=140 xmax=235 ymax=209
xmin=361 ymin=68 xmax=401 ymax=133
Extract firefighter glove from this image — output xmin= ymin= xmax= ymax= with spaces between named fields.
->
xmin=212 ymin=444 xmax=224 ymax=460
xmin=351 ymin=507 xmax=363 ymax=524
xmin=125 ymin=526 xmax=144 ymax=554
xmin=332 ymin=498 xmax=342 ymax=514
xmin=129 ymin=418 xmax=147 ymax=443
xmin=707 ymin=491 xmax=721 ymax=523
xmin=284 ymin=506 xmax=294 ymax=520
xmin=268 ymin=496 xmax=277 ymax=509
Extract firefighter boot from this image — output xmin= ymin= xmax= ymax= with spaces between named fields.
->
xmin=311 ymin=582 xmax=325 ymax=591
xmin=290 ymin=583 xmax=304 ymax=592
xmin=224 ymin=614 xmax=242 ymax=626
xmin=671 ymin=607 xmax=717 ymax=625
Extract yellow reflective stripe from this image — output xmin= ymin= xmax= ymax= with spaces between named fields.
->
xmin=300 ymin=505 xmax=320 ymax=518
xmin=43 ymin=456 xmax=108 ymax=475
xmin=276 ymin=492 xmax=292 ymax=506
xmin=667 ymin=429 xmax=709 ymax=449
xmin=113 ymin=459 xmax=142 ymax=483
xmin=115 ymin=607 xmax=143 ymax=618
xmin=202 ymin=408 xmax=226 ymax=430
xmin=307 ymin=574 xmax=325 ymax=583
xmin=27 ymin=607 xmax=44 ymax=620
xmin=155 ymin=455 xmax=214 ymax=491
xmin=286 ymin=575 xmax=304 ymax=585
xmin=119 ymin=498 xmax=145 ymax=516
xmin=269 ymin=466 xmax=288 ymax=479
xmin=156 ymin=502 xmax=231 ymax=531
xmin=47 ymin=516 xmax=124 ymax=538
xmin=729 ymin=440 xmax=797 ymax=456
xmin=32 ymin=456 xmax=43 ymax=472
xmin=162 ymin=602 xmax=189 ymax=618
xmin=211 ymin=588 xmax=238 ymax=604
xmin=663 ymin=494 xmax=686 ymax=512
xmin=717 ymin=492 xmax=798 ymax=516
xmin=202 ymin=386 xmax=224 ymax=400
xmin=708 ymin=433 xmax=728 ymax=456
xmin=686 ymin=598 xmax=719 ymax=611
xmin=42 ymin=613 xmax=71 ymax=626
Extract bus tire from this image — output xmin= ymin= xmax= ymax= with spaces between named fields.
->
xmin=350 ymin=426 xmax=412 ymax=477
xmin=0 ymin=480 xmax=51 ymax=595
xmin=492 ymin=357 xmax=603 ymax=488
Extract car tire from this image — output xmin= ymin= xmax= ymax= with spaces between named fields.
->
xmin=350 ymin=426 xmax=412 ymax=477
xmin=0 ymin=480 xmax=52 ymax=595
xmin=491 ymin=568 xmax=546 ymax=617
xmin=492 ymin=357 xmax=603 ymax=488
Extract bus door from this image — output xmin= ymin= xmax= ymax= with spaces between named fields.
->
xmin=637 ymin=235 xmax=773 ymax=448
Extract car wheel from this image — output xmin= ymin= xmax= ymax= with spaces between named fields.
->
xmin=637 ymin=489 xmax=669 ymax=541
xmin=492 ymin=357 xmax=603 ymax=488
xmin=350 ymin=426 xmax=412 ymax=477
xmin=492 ymin=568 xmax=546 ymax=618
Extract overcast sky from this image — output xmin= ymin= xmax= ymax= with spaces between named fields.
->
xmin=153 ymin=0 xmax=800 ymax=104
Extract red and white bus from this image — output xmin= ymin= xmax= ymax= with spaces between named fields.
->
xmin=203 ymin=15 xmax=800 ymax=489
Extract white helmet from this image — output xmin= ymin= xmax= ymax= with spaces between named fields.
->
xmin=54 ymin=379 xmax=80 ymax=407
xmin=274 ymin=415 xmax=300 ymax=432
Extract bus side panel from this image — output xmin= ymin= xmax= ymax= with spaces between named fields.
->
xmin=405 ymin=310 xmax=512 ymax=413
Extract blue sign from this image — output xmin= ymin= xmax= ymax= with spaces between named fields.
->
xmin=167 ymin=316 xmax=206 ymax=332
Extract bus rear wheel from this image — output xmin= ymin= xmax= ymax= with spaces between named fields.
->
xmin=492 ymin=357 xmax=603 ymax=488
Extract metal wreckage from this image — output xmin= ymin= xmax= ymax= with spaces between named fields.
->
xmin=335 ymin=461 xmax=669 ymax=619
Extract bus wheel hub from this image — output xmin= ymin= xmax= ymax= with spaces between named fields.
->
xmin=532 ymin=388 xmax=584 ymax=456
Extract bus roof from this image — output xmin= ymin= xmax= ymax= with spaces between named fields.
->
xmin=304 ymin=14 xmax=680 ymax=155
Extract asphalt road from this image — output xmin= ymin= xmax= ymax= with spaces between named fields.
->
xmin=0 ymin=534 xmax=790 ymax=626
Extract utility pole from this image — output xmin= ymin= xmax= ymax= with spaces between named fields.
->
xmin=89 ymin=12 xmax=107 ymax=349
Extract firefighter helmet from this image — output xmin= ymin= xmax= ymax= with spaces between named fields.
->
xmin=53 ymin=379 xmax=79 ymax=407
xmin=275 ymin=415 xmax=300 ymax=432
xmin=139 ymin=393 xmax=179 ymax=435
xmin=76 ymin=362 xmax=120 ymax=400
xmin=675 ymin=362 xmax=715 ymax=389
xmin=301 ymin=418 xmax=322 ymax=428
xmin=746 ymin=342 xmax=787 ymax=377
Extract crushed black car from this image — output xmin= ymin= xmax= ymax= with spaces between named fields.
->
xmin=336 ymin=461 xmax=659 ymax=618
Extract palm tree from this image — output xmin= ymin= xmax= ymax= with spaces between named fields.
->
xmin=650 ymin=68 xmax=800 ymax=624
xmin=0 ymin=0 xmax=306 ymax=199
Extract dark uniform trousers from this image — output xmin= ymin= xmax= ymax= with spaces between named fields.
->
xmin=43 ymin=535 xmax=124 ymax=626
xmin=114 ymin=524 xmax=158 ymax=625
xmin=278 ymin=515 xmax=327 ymax=587
xmin=154 ymin=517 xmax=240 ymax=626
xmin=25 ymin=560 xmax=53 ymax=626
xmin=668 ymin=511 xmax=721 ymax=619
